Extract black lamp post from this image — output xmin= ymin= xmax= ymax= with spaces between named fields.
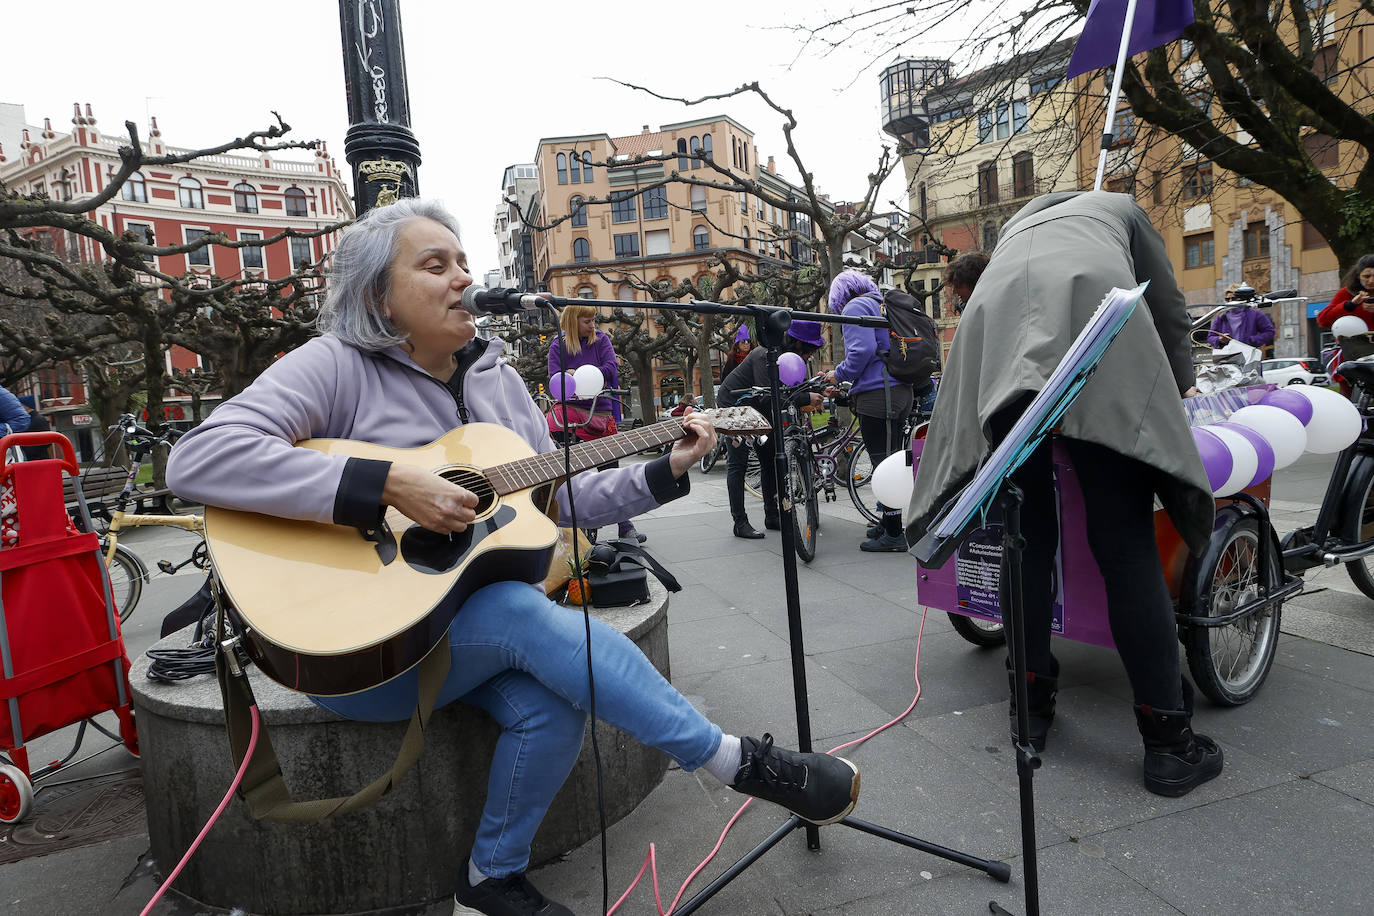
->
xmin=337 ymin=0 xmax=421 ymax=213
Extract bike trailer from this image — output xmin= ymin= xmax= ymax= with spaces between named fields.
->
xmin=0 ymin=432 xmax=138 ymax=822
xmin=914 ymin=384 xmax=1300 ymax=705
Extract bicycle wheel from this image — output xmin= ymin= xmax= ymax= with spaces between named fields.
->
xmin=699 ymin=441 xmax=722 ymax=473
xmin=1339 ymin=456 xmax=1374 ymax=599
xmin=743 ymin=448 xmax=763 ymax=499
xmin=1182 ymin=512 xmax=1281 ymax=706
xmin=107 ymin=543 xmax=146 ymax=623
xmin=785 ymin=436 xmax=818 ymax=562
xmin=845 ymin=441 xmax=881 ymax=525
xmin=947 ymin=612 xmax=1007 ymax=647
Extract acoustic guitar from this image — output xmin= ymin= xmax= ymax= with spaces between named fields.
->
xmin=204 ymin=406 xmax=770 ymax=696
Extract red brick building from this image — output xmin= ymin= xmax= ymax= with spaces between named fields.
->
xmin=0 ymin=103 xmax=353 ymax=459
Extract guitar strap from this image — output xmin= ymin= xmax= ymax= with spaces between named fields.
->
xmin=213 ymin=578 xmax=451 ymax=821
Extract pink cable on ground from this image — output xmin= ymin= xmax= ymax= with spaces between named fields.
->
xmin=608 ymin=606 xmax=930 ymax=914
xmin=140 ymin=703 xmax=261 ymax=916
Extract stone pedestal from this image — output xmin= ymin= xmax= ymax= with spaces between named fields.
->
xmin=130 ymin=581 xmax=670 ymax=915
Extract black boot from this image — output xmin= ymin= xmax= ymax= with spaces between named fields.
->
xmin=763 ymin=502 xmax=781 ymax=531
xmin=733 ymin=518 xmax=765 ymax=539
xmin=1133 ymin=680 xmax=1223 ymax=797
xmin=1008 ymin=667 xmax=1058 ymax=752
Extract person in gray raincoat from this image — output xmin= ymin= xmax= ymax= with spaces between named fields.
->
xmin=906 ymin=190 xmax=1222 ymax=797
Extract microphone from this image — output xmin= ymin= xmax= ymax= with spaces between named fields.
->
xmin=459 ymin=285 xmax=550 ymax=316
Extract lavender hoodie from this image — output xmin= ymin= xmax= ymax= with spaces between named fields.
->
xmin=831 ymin=293 xmax=893 ymax=395
xmin=166 ymin=334 xmax=684 ymax=531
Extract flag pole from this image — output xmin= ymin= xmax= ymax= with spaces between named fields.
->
xmin=1093 ymin=0 xmax=1140 ymax=190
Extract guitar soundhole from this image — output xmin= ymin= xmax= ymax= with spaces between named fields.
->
xmin=439 ymin=467 xmax=496 ymax=518
xmin=397 ymin=468 xmax=499 ymax=575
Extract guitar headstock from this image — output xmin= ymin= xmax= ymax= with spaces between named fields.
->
xmin=701 ymin=406 xmax=772 ymax=438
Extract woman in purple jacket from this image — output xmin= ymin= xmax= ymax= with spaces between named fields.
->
xmin=546 ymin=304 xmax=644 ymax=542
xmin=166 ymin=199 xmax=859 ymax=916
xmin=822 ymin=271 xmax=912 ymax=553
xmin=1206 ymin=300 xmax=1275 ymax=351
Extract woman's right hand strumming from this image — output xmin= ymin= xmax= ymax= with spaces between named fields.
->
xmin=382 ymin=462 xmax=479 ymax=534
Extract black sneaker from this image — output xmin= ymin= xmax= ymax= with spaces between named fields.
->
xmin=731 ymin=734 xmax=860 ymax=825
xmin=860 ymin=532 xmax=907 ymax=552
xmin=453 ymin=868 xmax=573 ymax=916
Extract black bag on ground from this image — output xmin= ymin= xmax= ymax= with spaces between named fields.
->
xmin=587 ymin=539 xmax=682 ymax=608
xmin=880 ymin=289 xmax=940 ymax=386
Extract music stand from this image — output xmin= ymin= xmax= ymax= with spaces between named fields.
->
xmin=524 ymin=289 xmax=1014 ymax=911
xmin=910 ymin=282 xmax=1148 ymax=916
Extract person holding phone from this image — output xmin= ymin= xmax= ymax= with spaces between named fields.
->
xmin=1317 ymin=254 xmax=1374 ymax=329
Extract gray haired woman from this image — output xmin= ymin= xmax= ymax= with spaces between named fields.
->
xmin=166 ymin=198 xmax=861 ymax=916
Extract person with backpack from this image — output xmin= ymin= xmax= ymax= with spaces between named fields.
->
xmin=823 ymin=270 xmax=931 ymax=552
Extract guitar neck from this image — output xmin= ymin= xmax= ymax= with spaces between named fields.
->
xmin=485 ymin=419 xmax=686 ymax=496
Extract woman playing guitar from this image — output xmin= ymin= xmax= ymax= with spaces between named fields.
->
xmin=166 ymin=198 xmax=859 ymax=916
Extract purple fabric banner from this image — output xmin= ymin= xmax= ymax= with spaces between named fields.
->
xmin=1066 ymin=0 xmax=1196 ymax=78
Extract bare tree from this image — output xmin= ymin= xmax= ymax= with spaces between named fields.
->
xmin=166 ymin=263 xmax=326 ymax=399
xmin=791 ymin=0 xmax=1374 ymax=272
xmin=0 ymin=116 xmax=348 ymax=479
xmin=505 ymin=82 xmax=900 ymax=411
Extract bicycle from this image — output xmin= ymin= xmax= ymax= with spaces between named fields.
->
xmin=71 ymin=415 xmax=208 ymax=622
xmin=737 ymin=378 xmax=876 ymax=562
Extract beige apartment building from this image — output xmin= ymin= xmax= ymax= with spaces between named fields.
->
xmin=880 ymin=41 xmax=1082 ymax=361
xmin=884 ymin=4 xmax=1368 ymax=363
xmin=526 ymin=115 xmax=819 ymax=405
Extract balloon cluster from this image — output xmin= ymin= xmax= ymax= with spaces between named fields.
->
xmin=1192 ymin=386 xmax=1362 ymax=496
xmin=548 ymin=365 xmax=606 ymax=401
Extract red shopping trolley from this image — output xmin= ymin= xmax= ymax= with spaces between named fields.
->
xmin=0 ymin=431 xmax=138 ymax=823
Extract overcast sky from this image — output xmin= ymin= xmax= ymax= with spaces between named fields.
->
xmin=2 ymin=1 xmax=990 ymax=272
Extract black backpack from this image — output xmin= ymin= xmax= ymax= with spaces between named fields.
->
xmin=879 ymin=289 xmax=940 ymax=385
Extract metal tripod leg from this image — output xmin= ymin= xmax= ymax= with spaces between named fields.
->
xmin=675 ymin=317 xmax=1012 ymax=914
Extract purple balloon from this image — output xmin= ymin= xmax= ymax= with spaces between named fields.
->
xmin=1214 ymin=421 xmax=1276 ymax=488
xmin=1258 ymin=388 xmax=1315 ymax=427
xmin=548 ymin=372 xmax=573 ymax=401
xmin=778 ymin=351 xmax=807 ymax=386
xmin=1192 ymin=427 xmax=1232 ymax=494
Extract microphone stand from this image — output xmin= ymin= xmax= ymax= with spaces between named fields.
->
xmin=523 ymin=291 xmax=1011 ymax=912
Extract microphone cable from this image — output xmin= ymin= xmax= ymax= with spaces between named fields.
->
xmin=550 ymin=307 xmax=613 ymax=916
xmin=145 ymin=610 xmax=249 ymax=682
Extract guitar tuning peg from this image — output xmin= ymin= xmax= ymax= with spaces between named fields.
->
xmin=756 ymin=434 xmax=768 ymax=446
xmin=731 ymin=436 xmax=743 ymax=447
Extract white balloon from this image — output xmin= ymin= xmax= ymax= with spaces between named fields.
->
xmin=871 ymin=450 xmax=915 ymax=511
xmin=1206 ymin=425 xmax=1259 ymax=497
xmin=1332 ymin=315 xmax=1369 ymax=338
xmin=1286 ymin=384 xmax=1363 ymax=453
xmin=572 ymin=364 xmax=605 ymax=398
xmin=1227 ymin=404 xmax=1307 ymax=470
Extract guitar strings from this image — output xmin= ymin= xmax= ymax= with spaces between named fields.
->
xmin=381 ymin=410 xmax=762 ymax=527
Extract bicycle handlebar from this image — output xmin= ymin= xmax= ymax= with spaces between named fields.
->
xmin=736 ymin=378 xmax=851 ymax=403
xmin=109 ymin=414 xmax=183 ymax=446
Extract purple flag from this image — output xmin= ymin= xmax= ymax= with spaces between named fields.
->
xmin=1066 ymin=0 xmax=1195 ymax=78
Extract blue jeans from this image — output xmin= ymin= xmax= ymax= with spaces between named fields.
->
xmin=311 ymin=580 xmax=722 ymax=877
